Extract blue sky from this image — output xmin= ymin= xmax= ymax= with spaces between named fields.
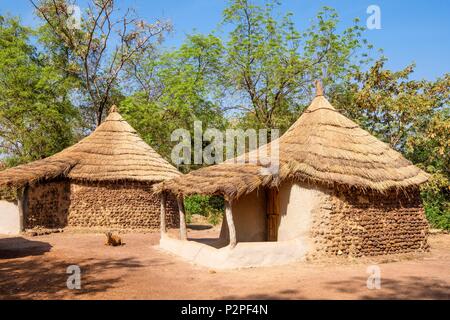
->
xmin=1 ymin=0 xmax=449 ymax=80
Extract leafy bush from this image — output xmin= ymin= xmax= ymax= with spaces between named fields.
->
xmin=184 ymin=195 xmax=210 ymax=216
xmin=421 ymin=173 xmax=450 ymax=230
xmin=185 ymin=212 xmax=192 ymax=224
xmin=207 ymin=209 xmax=223 ymax=226
xmin=184 ymin=195 xmax=224 ymax=226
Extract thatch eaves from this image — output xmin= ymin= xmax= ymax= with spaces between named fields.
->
xmin=156 ymin=84 xmax=429 ymax=199
xmin=0 ymin=106 xmax=181 ymax=188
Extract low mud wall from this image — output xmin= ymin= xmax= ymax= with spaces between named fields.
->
xmin=310 ymin=188 xmax=429 ymax=257
xmin=26 ymin=181 xmax=70 ymax=229
xmin=25 ymin=180 xmax=179 ymax=230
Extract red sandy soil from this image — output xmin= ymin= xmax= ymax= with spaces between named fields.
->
xmin=0 ymin=227 xmax=449 ymax=300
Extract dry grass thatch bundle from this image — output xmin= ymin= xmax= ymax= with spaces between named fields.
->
xmin=0 ymin=106 xmax=181 ymax=188
xmin=156 ymin=83 xmax=429 ymax=199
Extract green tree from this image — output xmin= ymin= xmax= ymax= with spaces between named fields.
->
xmin=221 ymin=0 xmax=369 ymax=131
xmin=32 ymin=0 xmax=172 ymax=128
xmin=331 ymin=58 xmax=450 ymax=230
xmin=123 ymin=0 xmax=372 ymax=160
xmin=0 ymin=16 xmax=78 ymax=166
xmin=121 ymin=34 xmax=227 ymax=166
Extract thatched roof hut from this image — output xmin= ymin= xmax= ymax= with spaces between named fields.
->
xmin=0 ymin=105 xmax=180 ymax=189
xmin=157 ymin=82 xmax=430 ymax=269
xmin=0 ymin=106 xmax=181 ymax=234
xmin=156 ymin=83 xmax=429 ymax=200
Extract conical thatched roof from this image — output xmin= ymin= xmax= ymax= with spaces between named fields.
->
xmin=156 ymin=83 xmax=429 ymax=199
xmin=0 ymin=106 xmax=181 ymax=188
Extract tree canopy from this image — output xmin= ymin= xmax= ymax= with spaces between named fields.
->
xmin=0 ymin=0 xmax=448 ymax=229
xmin=0 ymin=16 xmax=78 ymax=166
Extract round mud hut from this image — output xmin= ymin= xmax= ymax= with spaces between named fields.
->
xmin=156 ymin=82 xmax=430 ymax=269
xmin=0 ymin=106 xmax=181 ymax=234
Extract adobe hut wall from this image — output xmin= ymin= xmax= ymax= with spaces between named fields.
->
xmin=207 ymin=181 xmax=428 ymax=258
xmin=278 ymin=181 xmax=326 ymax=242
xmin=26 ymin=180 xmax=70 ymax=229
xmin=220 ymin=189 xmax=267 ymax=242
xmin=310 ymin=187 xmax=429 ymax=257
xmin=0 ymin=200 xmax=21 ymax=234
xmin=67 ymin=181 xmax=179 ymax=230
xmin=24 ymin=180 xmax=179 ymax=231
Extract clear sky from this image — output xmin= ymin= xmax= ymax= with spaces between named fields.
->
xmin=1 ymin=0 xmax=449 ymax=80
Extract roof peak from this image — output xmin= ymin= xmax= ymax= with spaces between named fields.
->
xmin=109 ymin=105 xmax=119 ymax=114
xmin=306 ymin=93 xmax=336 ymax=113
xmin=315 ymin=80 xmax=324 ymax=97
xmin=0 ymin=102 xmax=181 ymax=187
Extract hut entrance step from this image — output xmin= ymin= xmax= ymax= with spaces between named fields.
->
xmin=266 ymin=188 xmax=280 ymax=241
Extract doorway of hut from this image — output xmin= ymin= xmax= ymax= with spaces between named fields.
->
xmin=188 ymin=188 xmax=281 ymax=248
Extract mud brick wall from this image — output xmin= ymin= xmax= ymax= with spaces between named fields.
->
xmin=26 ymin=180 xmax=71 ymax=229
xmin=25 ymin=180 xmax=179 ymax=230
xmin=67 ymin=181 xmax=179 ymax=230
xmin=310 ymin=188 xmax=429 ymax=257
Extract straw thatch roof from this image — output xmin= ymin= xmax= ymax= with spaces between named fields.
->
xmin=156 ymin=83 xmax=429 ymax=199
xmin=0 ymin=106 xmax=181 ymax=188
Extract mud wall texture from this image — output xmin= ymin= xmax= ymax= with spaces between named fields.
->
xmin=26 ymin=181 xmax=70 ymax=229
xmin=310 ymin=187 xmax=429 ymax=257
xmin=25 ymin=180 xmax=179 ymax=230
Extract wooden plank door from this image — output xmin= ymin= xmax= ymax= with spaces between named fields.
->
xmin=266 ymin=188 xmax=280 ymax=241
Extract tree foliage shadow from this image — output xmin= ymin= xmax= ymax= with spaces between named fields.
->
xmin=0 ymin=254 xmax=145 ymax=299
xmin=0 ymin=237 xmax=52 ymax=259
xmin=188 ymin=224 xmax=213 ymax=231
xmin=220 ymin=289 xmax=303 ymax=300
xmin=326 ymin=276 xmax=450 ymax=299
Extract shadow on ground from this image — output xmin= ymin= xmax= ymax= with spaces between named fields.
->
xmin=0 ymin=237 xmax=52 ymax=259
xmin=187 ymin=224 xmax=213 ymax=231
xmin=220 ymin=277 xmax=450 ymax=300
xmin=326 ymin=276 xmax=450 ymax=299
xmin=0 ymin=255 xmax=147 ymax=299
xmin=188 ymin=237 xmax=228 ymax=249
xmin=221 ymin=289 xmax=304 ymax=300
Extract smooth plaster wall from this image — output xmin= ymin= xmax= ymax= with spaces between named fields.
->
xmin=160 ymin=236 xmax=310 ymax=269
xmin=220 ymin=183 xmax=324 ymax=244
xmin=220 ymin=190 xmax=267 ymax=242
xmin=278 ymin=182 xmax=325 ymax=241
xmin=0 ymin=200 xmax=21 ymax=235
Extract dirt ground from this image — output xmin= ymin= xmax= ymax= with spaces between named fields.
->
xmin=0 ymin=227 xmax=449 ymax=300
